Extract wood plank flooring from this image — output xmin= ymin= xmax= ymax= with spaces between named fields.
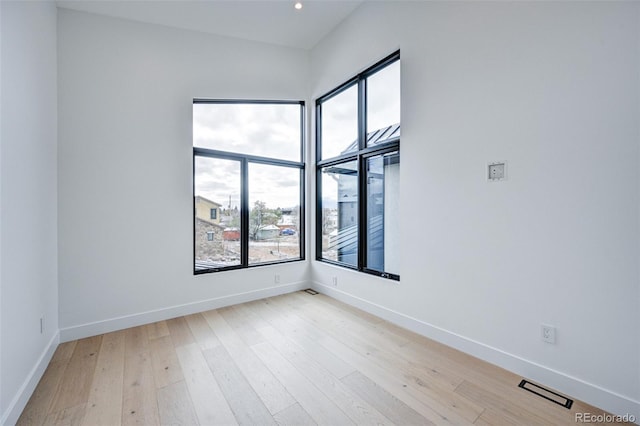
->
xmin=18 ymin=291 xmax=612 ymax=425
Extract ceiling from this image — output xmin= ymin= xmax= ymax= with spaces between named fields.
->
xmin=56 ymin=0 xmax=364 ymax=50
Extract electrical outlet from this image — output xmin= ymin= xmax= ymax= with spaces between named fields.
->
xmin=274 ymin=274 xmax=280 ymax=284
xmin=332 ymin=276 xmax=338 ymax=287
xmin=541 ymin=324 xmax=556 ymax=344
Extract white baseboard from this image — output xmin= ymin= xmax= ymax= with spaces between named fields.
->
xmin=311 ymin=281 xmax=640 ymax=420
xmin=59 ymin=281 xmax=308 ymax=342
xmin=1 ymin=331 xmax=60 ymax=426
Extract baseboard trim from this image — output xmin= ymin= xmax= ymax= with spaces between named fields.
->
xmin=311 ymin=281 xmax=640 ymax=420
xmin=59 ymin=281 xmax=308 ymax=342
xmin=1 ymin=331 xmax=60 ymax=426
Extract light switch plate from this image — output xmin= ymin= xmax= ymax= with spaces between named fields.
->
xmin=488 ymin=161 xmax=507 ymax=181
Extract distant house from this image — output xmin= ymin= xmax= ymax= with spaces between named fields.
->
xmin=220 ymin=206 xmax=240 ymax=227
xmin=277 ymin=207 xmax=299 ymax=232
xmin=223 ymin=227 xmax=240 ymax=241
xmin=194 ymin=196 xmax=225 ymax=261
xmin=194 ymin=217 xmax=225 ymax=261
xmin=256 ymin=224 xmax=280 ymax=240
xmin=195 ymin=196 xmax=222 ymax=225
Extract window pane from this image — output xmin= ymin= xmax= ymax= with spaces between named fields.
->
xmin=194 ymin=157 xmax=242 ymax=270
xmin=321 ymin=84 xmax=358 ymax=160
xmin=367 ymin=61 xmax=400 ymax=146
xmin=320 ymin=160 xmax=358 ymax=266
xmin=248 ymin=163 xmax=301 ymax=264
xmin=365 ymin=151 xmax=399 ymax=275
xmin=193 ymin=103 xmax=301 ymax=162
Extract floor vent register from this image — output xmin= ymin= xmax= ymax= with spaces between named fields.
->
xmin=518 ymin=379 xmax=573 ymax=409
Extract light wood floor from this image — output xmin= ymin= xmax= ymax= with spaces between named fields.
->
xmin=18 ymin=290 xmax=611 ymax=425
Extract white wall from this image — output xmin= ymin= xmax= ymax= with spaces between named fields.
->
xmin=0 ymin=2 xmax=59 ymax=424
xmin=310 ymin=1 xmax=640 ymax=418
xmin=57 ymin=10 xmax=310 ymax=339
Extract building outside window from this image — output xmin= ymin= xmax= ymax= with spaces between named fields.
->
xmin=316 ymin=52 xmax=400 ymax=280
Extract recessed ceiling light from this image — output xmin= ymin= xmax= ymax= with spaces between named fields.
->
xmin=294 ymin=2 xmax=303 ymax=10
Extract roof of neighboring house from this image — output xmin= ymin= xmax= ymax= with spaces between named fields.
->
xmin=196 ymin=217 xmax=225 ymax=229
xmin=258 ymin=225 xmax=280 ymax=231
xmin=278 ymin=215 xmax=296 ymax=225
xmin=195 ymin=195 xmax=222 ymax=207
xmin=341 ymin=123 xmax=400 ymax=154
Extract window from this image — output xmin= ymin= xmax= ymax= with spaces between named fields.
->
xmin=193 ymin=100 xmax=305 ymax=274
xmin=316 ymin=52 xmax=400 ymax=280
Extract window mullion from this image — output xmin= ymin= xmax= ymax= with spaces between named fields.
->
xmin=315 ymin=99 xmax=323 ymax=264
xmin=357 ymin=153 xmax=367 ymax=272
xmin=299 ymin=167 xmax=306 ymax=261
xmin=192 ymin=154 xmax=197 ymax=272
xmin=315 ymin=166 xmax=322 ymax=261
xmin=357 ymin=77 xmax=367 ymax=272
xmin=240 ymin=158 xmax=249 ymax=267
xmin=315 ymin=100 xmax=322 ymax=163
xmin=317 ymin=153 xmax=358 ymax=168
xmin=358 ymin=78 xmax=367 ymax=151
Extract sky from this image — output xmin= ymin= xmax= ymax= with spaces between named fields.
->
xmin=192 ymin=59 xmax=399 ymax=211
xmin=193 ymin=103 xmax=301 ymax=161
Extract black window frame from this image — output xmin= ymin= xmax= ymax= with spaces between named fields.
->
xmin=193 ymin=99 xmax=306 ymax=275
xmin=210 ymin=208 xmax=217 ymax=220
xmin=316 ymin=51 xmax=400 ymax=281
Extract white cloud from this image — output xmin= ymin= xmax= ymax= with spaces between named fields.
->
xmin=249 ymin=163 xmax=300 ymax=209
xmin=367 ymin=60 xmax=401 ymax=133
xmin=193 ymin=103 xmax=301 ymax=162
